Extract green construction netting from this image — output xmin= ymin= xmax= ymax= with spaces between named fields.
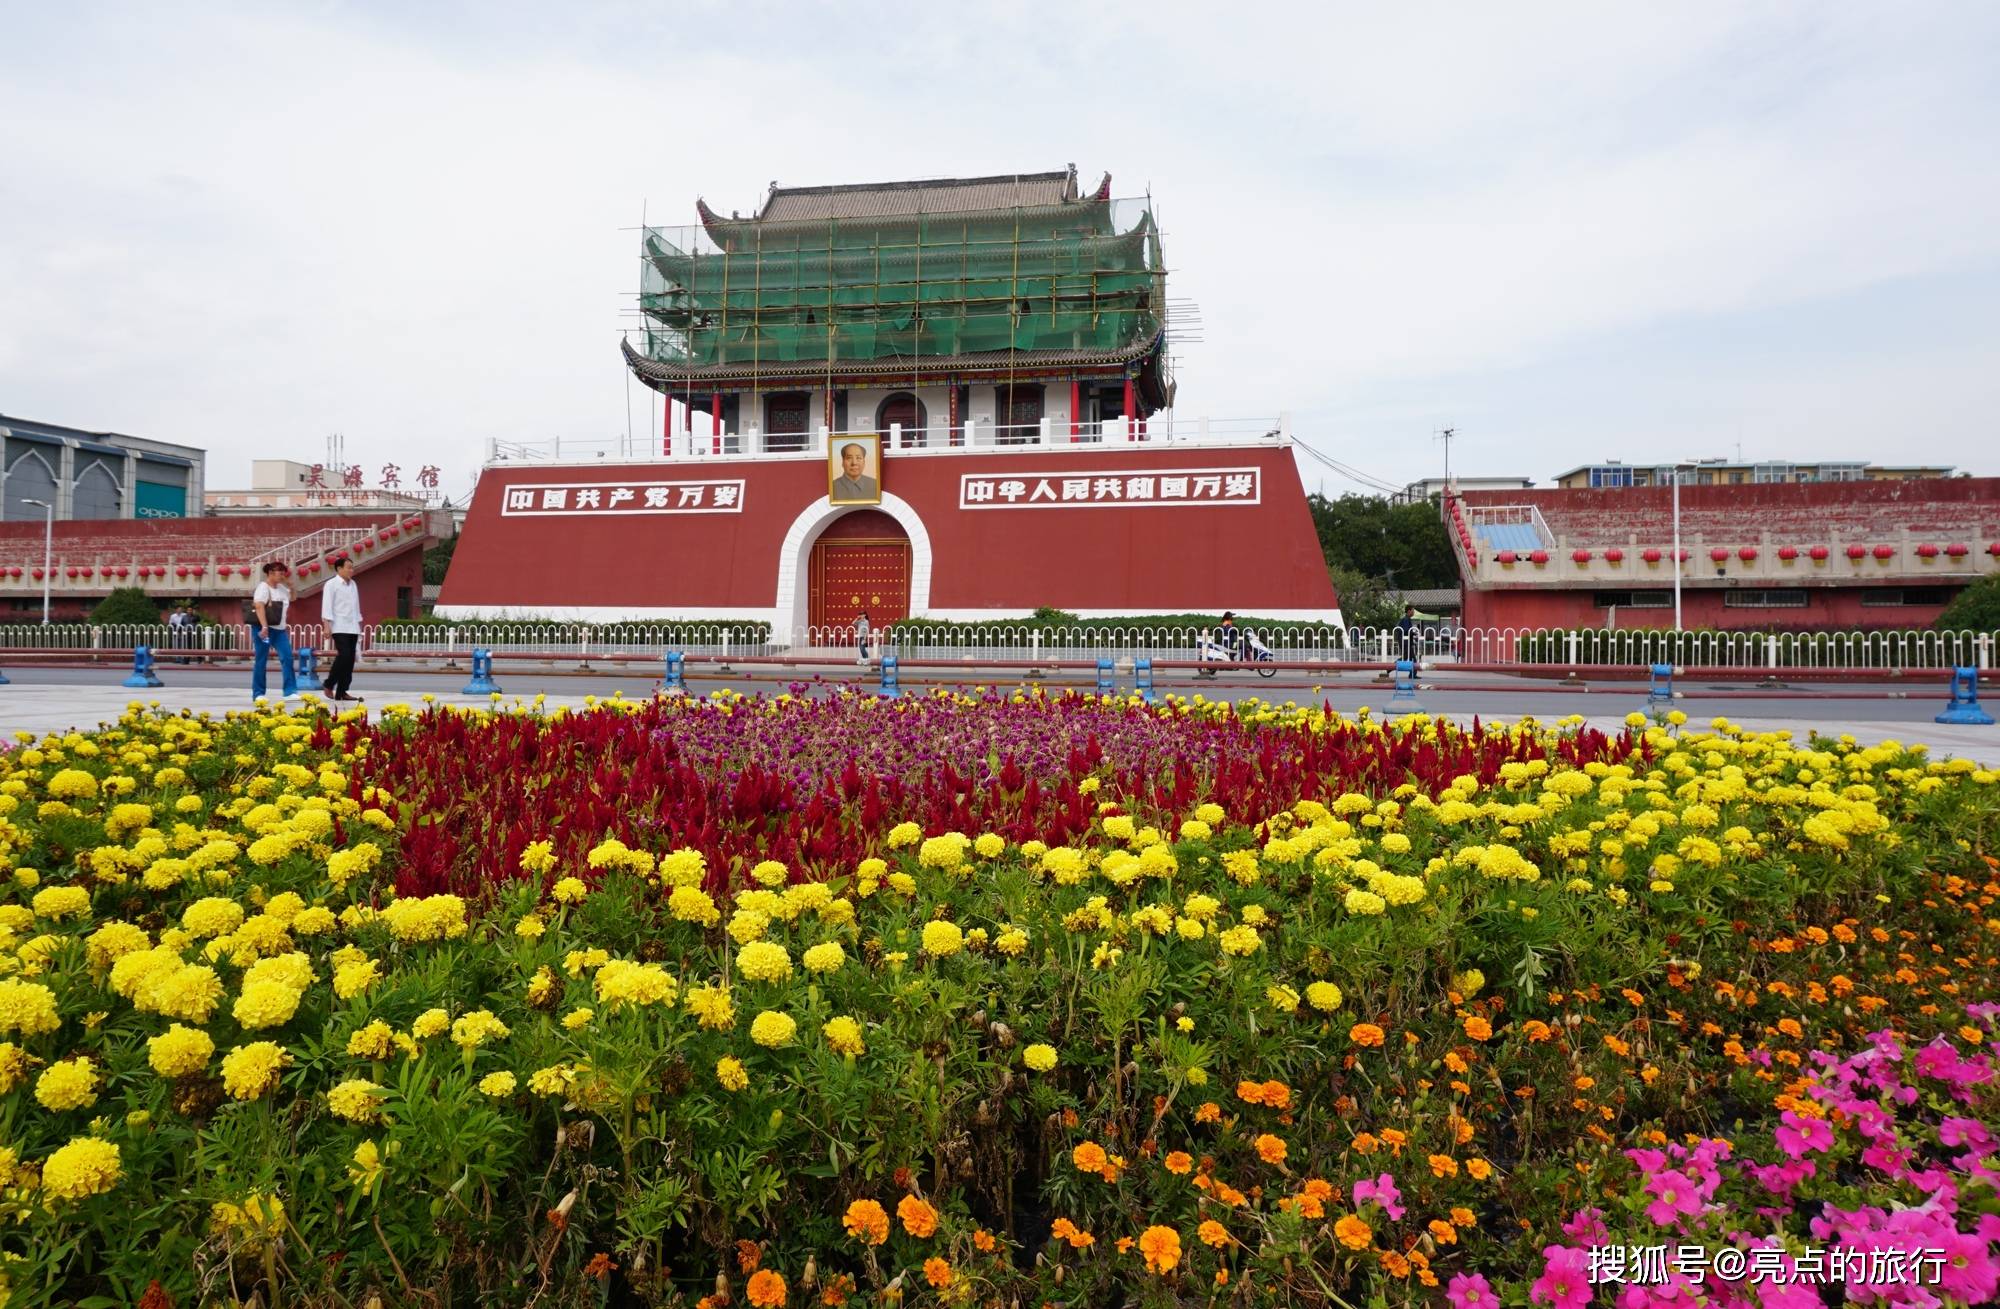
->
xmin=635 ymin=200 xmax=1165 ymax=370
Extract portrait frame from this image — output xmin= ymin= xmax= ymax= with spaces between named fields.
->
xmin=827 ymin=433 xmax=883 ymax=506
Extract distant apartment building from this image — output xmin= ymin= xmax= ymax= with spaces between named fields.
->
xmin=1551 ymin=459 xmax=1955 ymax=490
xmin=1396 ymin=475 xmax=1533 ymax=503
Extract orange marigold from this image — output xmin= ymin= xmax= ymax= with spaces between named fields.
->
xmin=1334 ymin=1213 xmax=1373 ymax=1250
xmin=843 ymin=1199 xmax=889 ymax=1246
xmin=1051 ymin=1216 xmax=1095 ymax=1248
xmin=1427 ymin=1153 xmax=1458 ymax=1178
xmin=923 ymin=1257 xmax=953 ymax=1289
xmin=1349 ymin=1022 xmax=1387 ymax=1048
xmin=896 ymin=1194 xmax=938 ymax=1238
xmin=1465 ymin=1157 xmax=1493 ymax=1181
xmin=1260 ymin=1079 xmax=1292 ymax=1110
xmin=1463 ymin=1015 xmax=1493 ymax=1041
xmin=746 ymin=1269 xmax=787 ymax=1308
xmin=1194 ymin=1102 xmax=1222 ymax=1124
xmin=1350 ymin=1132 xmax=1380 ymax=1155
xmin=973 ymin=1229 xmax=997 ymax=1253
xmin=1428 ymin=1218 xmax=1458 ymax=1245
xmin=1164 ymin=1150 xmax=1193 ymax=1175
xmin=1235 ymin=1079 xmax=1266 ymax=1105
xmin=1071 ymin=1142 xmax=1109 ymax=1174
xmin=1138 ymin=1225 xmax=1182 ymax=1274
xmin=1381 ymin=1250 xmax=1411 ymax=1279
xmin=1450 ymin=1206 xmax=1477 ymax=1227
xmin=1255 ymin=1133 xmax=1288 ymax=1165
xmin=1197 ymin=1219 xmax=1229 ymax=1248
xmin=1379 ymin=1128 xmax=1408 ymax=1153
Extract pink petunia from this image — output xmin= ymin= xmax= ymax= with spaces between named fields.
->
xmin=1531 ymin=1244 xmax=1592 ymax=1309
xmin=1446 ymin=1272 xmax=1495 ymax=1309
xmin=1351 ymin=1172 xmax=1404 ymax=1221
xmin=1643 ymin=1169 xmax=1703 ymax=1228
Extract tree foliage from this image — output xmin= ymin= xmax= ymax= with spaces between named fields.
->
xmin=422 ymin=536 xmax=458 ymax=586
xmin=1935 ymin=575 xmax=2000 ymax=633
xmin=88 ymin=587 xmax=162 ymax=625
xmin=1305 ymin=493 xmax=1456 ymax=591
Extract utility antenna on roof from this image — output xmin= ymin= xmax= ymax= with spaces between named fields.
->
xmin=1436 ymin=426 xmax=1456 ymax=487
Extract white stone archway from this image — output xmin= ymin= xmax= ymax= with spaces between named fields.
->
xmin=773 ymin=491 xmax=933 ymax=643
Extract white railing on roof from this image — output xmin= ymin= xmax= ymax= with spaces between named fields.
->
xmin=487 ymin=415 xmax=1291 ymax=466
xmin=1463 ymin=503 xmax=1556 ymax=551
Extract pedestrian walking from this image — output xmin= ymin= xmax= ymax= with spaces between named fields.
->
xmin=854 ymin=610 xmax=872 ymax=665
xmin=322 ymin=555 xmax=364 ymax=702
xmin=250 ymin=561 xmax=298 ymax=701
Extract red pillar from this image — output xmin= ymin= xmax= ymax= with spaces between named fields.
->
xmin=1069 ymin=379 xmax=1080 ymax=440
xmin=1122 ymin=377 xmax=1135 ymax=425
xmin=947 ymin=380 xmax=959 ymax=446
xmin=711 ymin=392 xmax=723 ymax=455
xmin=662 ymin=390 xmax=671 ymax=457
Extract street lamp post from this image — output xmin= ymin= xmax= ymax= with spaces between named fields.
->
xmin=22 ymin=498 xmax=53 ymax=625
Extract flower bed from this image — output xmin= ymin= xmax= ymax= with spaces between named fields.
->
xmin=0 ymin=694 xmax=1996 ymax=1307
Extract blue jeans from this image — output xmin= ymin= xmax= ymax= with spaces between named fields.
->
xmin=252 ymin=627 xmax=297 ymax=699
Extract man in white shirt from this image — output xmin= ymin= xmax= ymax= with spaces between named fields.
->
xmin=251 ymin=561 xmax=298 ymax=700
xmin=322 ymin=555 xmax=364 ymax=702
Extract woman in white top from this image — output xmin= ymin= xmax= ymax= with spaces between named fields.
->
xmin=251 ymin=561 xmax=298 ymax=700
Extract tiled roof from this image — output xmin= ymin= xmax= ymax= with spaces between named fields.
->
xmin=621 ymin=335 xmax=1158 ymax=387
xmin=752 ymin=170 xmax=1092 ymax=222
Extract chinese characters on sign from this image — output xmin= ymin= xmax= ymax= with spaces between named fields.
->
xmin=304 ymin=463 xmax=447 ymax=503
xmin=499 ymin=480 xmax=748 ymax=517
xmin=957 ymin=467 xmax=1261 ymax=510
xmin=1587 ymin=1244 xmax=1948 ymax=1288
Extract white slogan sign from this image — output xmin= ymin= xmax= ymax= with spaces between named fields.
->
xmin=499 ymin=480 xmax=747 ymax=516
xmin=957 ymin=467 xmax=1261 ymax=510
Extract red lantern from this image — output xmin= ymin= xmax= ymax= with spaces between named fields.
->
xmin=1604 ymin=548 xmax=1624 ymax=563
xmin=404 ymin=516 xmax=422 ymax=531
xmin=1872 ymin=545 xmax=1895 ymax=560
xmin=1737 ymin=547 xmax=1758 ymax=562
xmin=1846 ymin=545 xmax=1867 ymax=560
xmin=1572 ymin=549 xmax=1592 ymax=563
xmin=1709 ymin=548 xmax=1730 ymax=563
xmin=1777 ymin=546 xmax=1798 ymax=561
xmin=32 ymin=569 xmax=44 ymax=580
xmin=114 ymin=567 xmax=128 ymax=578
xmin=1809 ymin=545 xmax=1829 ymax=561
xmin=7 ymin=566 xmax=20 ymax=578
xmin=175 ymin=565 xmax=189 ymax=577
xmin=1497 ymin=550 xmax=1518 ymax=565
xmin=1642 ymin=548 xmax=1662 ymax=563
xmin=1916 ymin=543 xmax=1939 ymax=558
xmin=1529 ymin=549 xmax=1550 ymax=565
xmin=1946 ymin=543 xmax=1969 ymax=558
xmin=1989 ymin=542 xmax=2000 ymax=556
xmin=65 ymin=567 xmax=79 ymax=579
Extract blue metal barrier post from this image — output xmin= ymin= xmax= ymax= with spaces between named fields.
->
xmin=1645 ymin=663 xmax=1675 ymax=714
xmin=0 ymin=664 xmax=8 ymax=685
xmin=1134 ymin=657 xmax=1157 ymax=705
xmin=1386 ymin=658 xmax=1422 ymax=715
xmin=294 ymin=646 xmax=323 ymax=692
xmin=1096 ymin=658 xmax=1115 ymax=696
xmin=1937 ymin=667 xmax=1994 ymax=726
xmin=662 ymin=651 xmax=687 ymax=697
xmin=462 ymin=648 xmax=501 ymax=696
xmin=121 ymin=646 xmax=164 ymax=689
xmin=876 ymin=654 xmax=902 ymax=699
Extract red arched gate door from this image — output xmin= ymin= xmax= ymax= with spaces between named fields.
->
xmin=808 ymin=509 xmax=910 ymax=631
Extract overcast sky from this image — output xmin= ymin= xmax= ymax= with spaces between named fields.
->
xmin=3 ymin=2 xmax=1996 ymax=500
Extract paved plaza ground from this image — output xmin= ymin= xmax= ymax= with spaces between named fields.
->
xmin=4 ymin=663 xmax=1995 ymax=766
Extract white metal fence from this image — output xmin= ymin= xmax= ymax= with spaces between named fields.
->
xmin=0 ymin=623 xmax=1993 ymax=672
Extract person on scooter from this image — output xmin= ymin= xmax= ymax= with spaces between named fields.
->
xmin=1216 ymin=612 xmax=1243 ymax=659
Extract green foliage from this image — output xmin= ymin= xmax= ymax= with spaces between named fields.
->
xmin=1326 ymin=565 xmax=1400 ymax=630
xmin=1935 ymin=574 xmax=2000 ymax=633
xmin=1305 ymin=492 xmax=1457 ymax=590
xmin=422 ymin=535 xmax=457 ymax=586
xmin=86 ymin=587 xmax=161 ymax=625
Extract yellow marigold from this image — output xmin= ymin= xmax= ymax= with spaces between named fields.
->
xmin=45 ymin=768 xmax=99 ymax=800
xmin=0 ymin=979 xmax=60 ymax=1036
xmin=380 ymin=894 xmax=468 ymax=943
xmin=181 ymin=897 xmax=245 ymax=939
xmin=745 ymin=1268 xmax=787 ymax=1308
xmin=1217 ymin=925 xmax=1262 ymax=956
xmin=801 ymin=941 xmax=847 ymax=974
xmin=920 ymin=920 xmax=964 ymax=959
xmin=220 ymin=1041 xmax=288 ymax=1100
xmin=346 ymin=1019 xmax=395 ymax=1061
xmin=147 ymin=1024 xmax=215 ymax=1078
xmin=41 ymin=1136 xmax=121 ymax=1200
xmin=477 ymin=1071 xmax=517 ymax=1098
xmin=897 ymin=1193 xmax=938 ymax=1237
xmin=232 ymin=980 xmax=302 ymax=1030
xmin=530 ymin=1063 xmax=579 ymax=1096
xmin=886 ymin=822 xmax=922 ymax=848
xmin=1306 ymin=981 xmax=1344 ymax=1012
xmin=974 ymin=833 xmax=1005 ymax=858
xmin=550 ymin=876 xmax=588 ymax=904
xmin=327 ymin=1078 xmax=386 ymax=1122
xmin=1138 ymin=1225 xmax=1182 ymax=1274
xmin=822 ymin=1015 xmax=865 ymax=1057
xmin=684 ymin=984 xmax=736 ymax=1030
xmin=31 ymin=885 xmax=91 ymax=921
xmin=411 ymin=1007 xmax=451 ymax=1039
xmin=750 ymin=1010 xmax=797 ymax=1048
xmin=519 ymin=840 xmax=557 ymax=875
xmin=1023 ymin=1043 xmax=1058 ymax=1072
xmin=750 ymin=858 xmax=789 ymax=888
xmin=1349 ymin=1023 xmax=1386 ymax=1048
xmin=0 ymin=1042 xmax=31 ymax=1094
xmin=735 ymin=941 xmax=793 ymax=983
xmin=35 ymin=1056 xmax=99 ymax=1111
xmin=451 ymin=1009 xmax=511 ymax=1049
xmin=716 ymin=1056 xmax=749 ymax=1091
xmin=332 ymin=959 xmax=381 ymax=1000
xmin=593 ymin=960 xmax=678 ymax=1009
xmin=843 ymin=1198 xmax=890 ymax=1245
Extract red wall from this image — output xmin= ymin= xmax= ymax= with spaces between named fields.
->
xmin=288 ymin=548 xmax=424 ymax=628
xmin=442 ymin=448 xmax=1337 ymax=616
xmin=1458 ymin=476 xmax=2000 ymax=524
xmin=1462 ymin=586 xmax=1955 ymax=631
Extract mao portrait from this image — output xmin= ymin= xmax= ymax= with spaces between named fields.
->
xmin=828 ymin=435 xmax=882 ymax=505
